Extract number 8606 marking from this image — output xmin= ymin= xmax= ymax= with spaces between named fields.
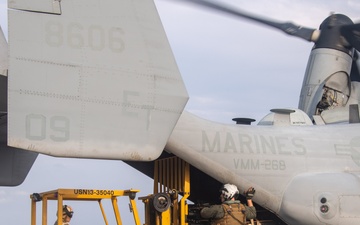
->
xmin=45 ymin=21 xmax=125 ymax=53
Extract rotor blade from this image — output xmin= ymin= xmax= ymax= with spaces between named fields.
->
xmin=341 ymin=23 xmax=360 ymax=52
xmin=179 ymin=0 xmax=316 ymax=42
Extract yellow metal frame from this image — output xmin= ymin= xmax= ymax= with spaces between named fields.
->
xmin=30 ymin=188 xmax=141 ymax=225
xmin=149 ymin=156 xmax=190 ymax=225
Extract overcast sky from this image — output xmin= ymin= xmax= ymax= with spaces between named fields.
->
xmin=0 ymin=0 xmax=360 ymax=224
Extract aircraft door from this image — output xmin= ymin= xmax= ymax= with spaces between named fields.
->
xmin=338 ymin=195 xmax=360 ymax=222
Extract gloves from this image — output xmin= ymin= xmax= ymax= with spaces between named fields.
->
xmin=244 ymin=187 xmax=255 ymax=200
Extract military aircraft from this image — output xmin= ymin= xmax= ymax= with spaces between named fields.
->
xmin=1 ymin=0 xmax=360 ymax=224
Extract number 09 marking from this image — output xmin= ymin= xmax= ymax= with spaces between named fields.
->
xmin=26 ymin=114 xmax=70 ymax=142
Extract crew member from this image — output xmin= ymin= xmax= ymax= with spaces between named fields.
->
xmin=54 ymin=205 xmax=74 ymax=225
xmin=200 ymin=183 xmax=256 ymax=225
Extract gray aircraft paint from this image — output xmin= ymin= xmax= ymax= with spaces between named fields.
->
xmin=166 ymin=111 xmax=360 ymax=224
xmin=7 ymin=0 xmax=189 ymax=160
xmin=2 ymin=0 xmax=360 ymax=224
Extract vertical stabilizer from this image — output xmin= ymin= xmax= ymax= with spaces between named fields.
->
xmin=0 ymin=76 xmax=38 ymax=186
xmin=8 ymin=0 xmax=188 ymax=160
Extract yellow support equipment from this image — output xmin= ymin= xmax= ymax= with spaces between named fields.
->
xmin=30 ymin=188 xmax=141 ymax=225
xmin=140 ymin=156 xmax=190 ymax=225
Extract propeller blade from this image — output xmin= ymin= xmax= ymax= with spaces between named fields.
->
xmin=179 ymin=0 xmax=316 ymax=41
xmin=341 ymin=23 xmax=360 ymax=52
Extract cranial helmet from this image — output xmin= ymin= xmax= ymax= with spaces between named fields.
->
xmin=220 ymin=184 xmax=239 ymax=200
xmin=62 ymin=205 xmax=74 ymax=218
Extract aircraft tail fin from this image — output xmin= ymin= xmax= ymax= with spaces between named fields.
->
xmin=0 ymin=144 xmax=38 ymax=186
xmin=1 ymin=7 xmax=41 ymax=187
xmin=7 ymin=0 xmax=188 ymax=161
xmin=1 ymin=76 xmax=37 ymax=186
